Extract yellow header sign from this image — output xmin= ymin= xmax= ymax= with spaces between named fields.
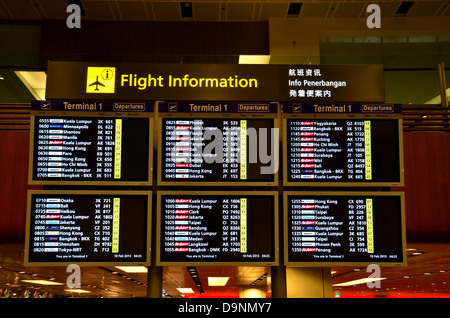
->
xmin=46 ymin=61 xmax=385 ymax=102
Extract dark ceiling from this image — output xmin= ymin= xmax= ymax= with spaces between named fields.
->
xmin=1 ymin=0 xmax=448 ymax=22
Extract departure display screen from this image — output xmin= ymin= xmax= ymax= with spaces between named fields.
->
xmin=157 ymin=102 xmax=279 ymax=186
xmin=157 ymin=192 xmax=278 ymax=265
xmin=284 ymin=118 xmax=402 ymax=185
xmin=159 ymin=118 xmax=277 ymax=185
xmin=284 ymin=192 xmax=406 ymax=266
xmin=30 ymin=115 xmax=151 ymax=185
xmin=25 ymin=191 xmax=151 ymax=266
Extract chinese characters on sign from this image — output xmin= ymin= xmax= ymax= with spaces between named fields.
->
xmin=288 ymin=68 xmax=347 ymax=99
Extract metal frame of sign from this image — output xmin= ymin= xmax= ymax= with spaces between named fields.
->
xmin=156 ymin=191 xmax=279 ymax=266
xmin=283 ymin=191 xmax=407 ymax=267
xmin=282 ymin=106 xmax=404 ymax=187
xmin=28 ymin=109 xmax=154 ymax=186
xmin=24 ymin=190 xmax=152 ymax=267
xmin=156 ymin=101 xmax=280 ymax=186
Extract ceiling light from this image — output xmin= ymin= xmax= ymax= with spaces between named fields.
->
xmin=21 ymin=280 xmax=64 ymax=286
xmin=177 ymin=288 xmax=194 ymax=294
xmin=0 ymin=74 xmax=4 ymax=80
xmin=239 ymin=55 xmax=271 ymax=65
xmin=425 ymin=88 xmax=450 ymax=104
xmin=114 ymin=266 xmax=148 ymax=273
xmin=65 ymin=289 xmax=91 ymax=293
xmin=208 ymin=277 xmax=229 ymax=286
xmin=332 ymin=277 xmax=386 ymax=287
xmin=15 ymin=71 xmax=47 ymax=100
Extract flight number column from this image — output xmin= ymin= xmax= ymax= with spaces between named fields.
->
xmin=96 ymin=119 xmax=115 ymax=179
xmin=93 ymin=197 xmax=114 ymax=254
xmin=222 ymin=120 xmax=241 ymax=180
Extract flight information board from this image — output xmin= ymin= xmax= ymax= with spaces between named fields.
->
xmin=282 ymin=104 xmax=403 ymax=186
xmin=29 ymin=110 xmax=152 ymax=185
xmin=157 ymin=102 xmax=279 ymax=186
xmin=284 ymin=192 xmax=406 ymax=266
xmin=157 ymin=191 xmax=278 ymax=266
xmin=25 ymin=191 xmax=151 ymax=266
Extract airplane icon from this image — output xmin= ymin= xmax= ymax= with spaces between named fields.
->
xmin=88 ymin=76 xmax=105 ymax=91
xmin=86 ymin=67 xmax=115 ymax=93
xmin=293 ymin=104 xmax=302 ymax=112
xmin=168 ymin=103 xmax=178 ymax=112
xmin=41 ymin=102 xmax=51 ymax=110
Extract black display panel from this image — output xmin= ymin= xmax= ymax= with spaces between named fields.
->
xmin=284 ymin=192 xmax=406 ymax=266
xmin=283 ymin=118 xmax=403 ymax=186
xmin=29 ymin=114 xmax=152 ymax=185
xmin=25 ymin=191 xmax=151 ymax=266
xmin=157 ymin=191 xmax=278 ymax=266
xmin=159 ymin=117 xmax=277 ymax=185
